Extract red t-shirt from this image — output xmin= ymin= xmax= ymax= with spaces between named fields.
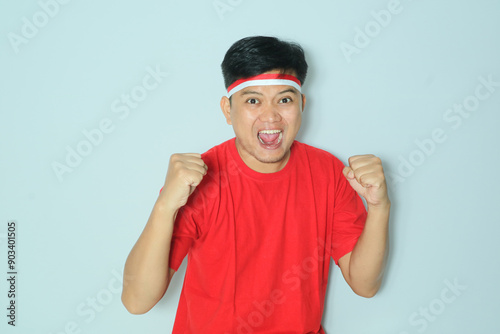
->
xmin=168 ymin=138 xmax=367 ymax=333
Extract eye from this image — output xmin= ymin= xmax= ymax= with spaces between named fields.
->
xmin=279 ymin=97 xmax=292 ymax=104
xmin=246 ymin=98 xmax=259 ymax=104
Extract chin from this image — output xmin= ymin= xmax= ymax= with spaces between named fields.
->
xmin=254 ymin=147 xmax=289 ymax=164
xmin=235 ymin=135 xmax=292 ymax=167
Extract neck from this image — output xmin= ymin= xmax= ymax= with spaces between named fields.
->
xmin=235 ymin=139 xmax=291 ymax=173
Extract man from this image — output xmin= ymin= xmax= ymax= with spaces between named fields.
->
xmin=122 ymin=36 xmax=390 ymax=333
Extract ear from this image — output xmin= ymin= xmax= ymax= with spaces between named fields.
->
xmin=301 ymin=93 xmax=306 ymax=112
xmin=220 ymin=96 xmax=232 ymax=125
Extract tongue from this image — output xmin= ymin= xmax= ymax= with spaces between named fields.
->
xmin=259 ymin=132 xmax=280 ymax=144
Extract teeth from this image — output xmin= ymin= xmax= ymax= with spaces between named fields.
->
xmin=258 ymin=131 xmax=283 ymax=145
xmin=259 ymin=129 xmax=282 ymax=134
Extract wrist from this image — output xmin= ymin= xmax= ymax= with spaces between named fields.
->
xmin=155 ymin=195 xmax=180 ymax=219
xmin=367 ymin=199 xmax=391 ymax=213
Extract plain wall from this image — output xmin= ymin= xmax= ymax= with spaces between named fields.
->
xmin=1 ymin=0 xmax=499 ymax=333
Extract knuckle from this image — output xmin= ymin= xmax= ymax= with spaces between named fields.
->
xmin=170 ymin=153 xmax=181 ymax=162
xmin=179 ymin=166 xmax=193 ymax=177
xmin=176 ymin=168 xmax=186 ymax=178
xmin=359 ymin=174 xmax=370 ymax=186
xmin=171 ymin=160 xmax=183 ymax=171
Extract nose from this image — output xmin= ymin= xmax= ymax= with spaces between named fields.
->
xmin=259 ymin=103 xmax=281 ymax=122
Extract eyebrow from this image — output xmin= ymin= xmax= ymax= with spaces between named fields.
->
xmin=240 ymin=90 xmax=263 ymax=96
xmin=278 ymin=88 xmax=299 ymax=96
xmin=239 ymin=88 xmax=299 ymax=97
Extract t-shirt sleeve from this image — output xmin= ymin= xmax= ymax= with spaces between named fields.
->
xmin=159 ymin=186 xmax=205 ymax=271
xmin=330 ymin=158 xmax=367 ymax=266
xmin=168 ymin=204 xmax=201 ymax=271
xmin=163 ymin=152 xmax=214 ymax=271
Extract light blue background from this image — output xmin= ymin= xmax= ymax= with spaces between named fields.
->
xmin=1 ymin=0 xmax=499 ymax=333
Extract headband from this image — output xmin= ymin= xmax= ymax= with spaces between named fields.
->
xmin=227 ymin=73 xmax=301 ymax=97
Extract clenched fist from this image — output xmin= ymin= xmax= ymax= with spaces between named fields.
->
xmin=160 ymin=153 xmax=207 ymax=212
xmin=342 ymin=154 xmax=390 ymax=209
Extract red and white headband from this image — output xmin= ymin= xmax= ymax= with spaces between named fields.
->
xmin=227 ymin=73 xmax=301 ymax=97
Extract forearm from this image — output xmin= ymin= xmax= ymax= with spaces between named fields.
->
xmin=122 ymin=196 xmax=177 ymax=314
xmin=347 ymin=202 xmax=390 ymax=297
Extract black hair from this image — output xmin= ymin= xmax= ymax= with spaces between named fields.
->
xmin=221 ymin=36 xmax=308 ymax=90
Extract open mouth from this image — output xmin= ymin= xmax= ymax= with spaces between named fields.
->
xmin=257 ymin=129 xmax=283 ymax=148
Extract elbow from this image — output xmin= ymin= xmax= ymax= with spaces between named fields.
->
xmin=121 ymin=292 xmax=153 ymax=315
xmin=121 ymin=275 xmax=171 ymax=315
xmin=348 ymin=277 xmax=381 ymax=298
xmin=354 ymin=288 xmax=378 ymax=298
xmin=351 ymin=283 xmax=381 ymax=298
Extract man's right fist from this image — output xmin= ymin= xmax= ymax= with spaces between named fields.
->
xmin=160 ymin=153 xmax=207 ymax=212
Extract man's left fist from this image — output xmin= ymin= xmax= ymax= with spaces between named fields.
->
xmin=343 ymin=154 xmax=390 ymax=208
